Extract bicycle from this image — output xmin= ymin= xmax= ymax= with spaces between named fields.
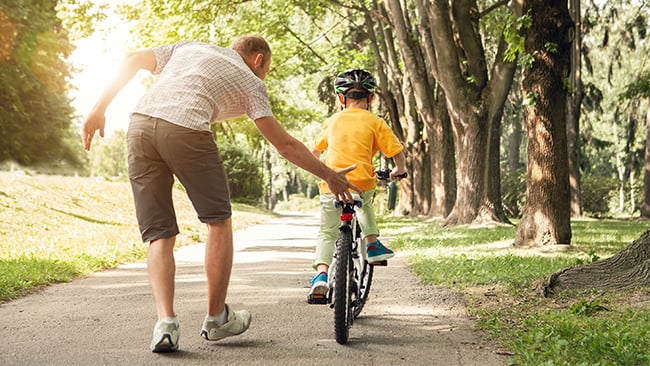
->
xmin=308 ymin=169 xmax=407 ymax=344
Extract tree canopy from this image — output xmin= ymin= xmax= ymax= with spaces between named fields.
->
xmin=0 ymin=0 xmax=84 ymax=169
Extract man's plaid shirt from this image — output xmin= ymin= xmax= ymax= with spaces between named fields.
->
xmin=132 ymin=41 xmax=273 ymax=131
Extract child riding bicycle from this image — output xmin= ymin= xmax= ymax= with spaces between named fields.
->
xmin=308 ymin=68 xmax=407 ymax=301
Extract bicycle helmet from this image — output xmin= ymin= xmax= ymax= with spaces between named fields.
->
xmin=334 ymin=68 xmax=377 ymax=97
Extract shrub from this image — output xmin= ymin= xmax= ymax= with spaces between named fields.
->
xmin=581 ymin=174 xmax=617 ymax=217
xmin=501 ymin=168 xmax=526 ymax=218
xmin=219 ymin=142 xmax=264 ymax=204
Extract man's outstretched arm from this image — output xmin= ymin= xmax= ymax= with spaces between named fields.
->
xmin=254 ymin=116 xmax=360 ymax=202
xmin=82 ymin=49 xmax=156 ymax=150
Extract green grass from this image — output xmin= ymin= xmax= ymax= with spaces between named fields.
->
xmin=377 ymin=215 xmax=650 ymax=365
xmin=0 ymin=172 xmax=271 ymax=302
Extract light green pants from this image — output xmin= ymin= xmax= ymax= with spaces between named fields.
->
xmin=313 ymin=190 xmax=379 ymax=269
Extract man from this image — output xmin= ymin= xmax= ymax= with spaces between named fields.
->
xmin=82 ymin=35 xmax=359 ymax=352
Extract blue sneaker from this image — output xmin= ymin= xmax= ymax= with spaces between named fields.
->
xmin=367 ymin=241 xmax=395 ymax=263
xmin=309 ymin=272 xmax=329 ymax=297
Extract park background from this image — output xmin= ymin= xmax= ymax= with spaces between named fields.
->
xmin=1 ymin=1 xmax=650 ymax=364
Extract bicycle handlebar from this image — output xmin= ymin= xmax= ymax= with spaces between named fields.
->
xmin=375 ymin=168 xmax=408 ymax=181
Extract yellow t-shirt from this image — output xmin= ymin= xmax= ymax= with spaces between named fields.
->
xmin=314 ymin=108 xmax=404 ymax=194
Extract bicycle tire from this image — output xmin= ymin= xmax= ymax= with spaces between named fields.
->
xmin=334 ymin=227 xmax=353 ymax=344
xmin=352 ymin=222 xmax=373 ymax=318
xmin=353 ymin=256 xmax=373 ymax=318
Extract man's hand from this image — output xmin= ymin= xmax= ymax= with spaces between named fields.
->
xmin=82 ymin=112 xmax=106 ymax=151
xmin=326 ymin=164 xmax=361 ymax=202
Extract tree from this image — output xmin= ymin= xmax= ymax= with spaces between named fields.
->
xmin=629 ymin=74 xmax=650 ymax=216
xmin=514 ymin=0 xmax=573 ymax=247
xmin=334 ymin=0 xmax=520 ymax=221
xmin=0 ymin=0 xmax=84 ymax=169
xmin=413 ymin=0 xmax=521 ymax=225
xmin=566 ymin=0 xmax=583 ymax=217
xmin=579 ymin=2 xmax=649 ymax=216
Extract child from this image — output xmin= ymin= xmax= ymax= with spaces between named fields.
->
xmin=308 ymin=68 xmax=407 ymax=301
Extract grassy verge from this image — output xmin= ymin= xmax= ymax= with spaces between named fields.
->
xmin=378 ymin=216 xmax=650 ymax=365
xmin=0 ymin=172 xmax=272 ymax=302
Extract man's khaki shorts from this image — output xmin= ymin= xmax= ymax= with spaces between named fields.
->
xmin=127 ymin=114 xmax=231 ymax=243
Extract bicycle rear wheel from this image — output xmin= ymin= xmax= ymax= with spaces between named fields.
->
xmin=333 ymin=228 xmax=353 ymax=344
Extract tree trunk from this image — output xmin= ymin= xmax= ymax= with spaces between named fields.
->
xmin=567 ymin=0 xmax=583 ymax=217
xmin=641 ymin=101 xmax=650 ymax=217
xmin=426 ymin=0 xmax=518 ymax=226
xmin=508 ymin=116 xmax=523 ymax=171
xmin=445 ymin=113 xmax=488 ymax=224
xmin=543 ymin=229 xmax=650 ymax=296
xmin=514 ymin=0 xmax=573 ymax=247
xmin=428 ymin=88 xmax=456 ymax=217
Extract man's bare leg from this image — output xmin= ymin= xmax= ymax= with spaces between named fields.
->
xmin=205 ymin=218 xmax=234 ymax=316
xmin=148 ymin=236 xmax=177 ymax=319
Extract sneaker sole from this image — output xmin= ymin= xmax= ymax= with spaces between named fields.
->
xmin=200 ymin=328 xmax=248 ymax=341
xmin=368 ymin=253 xmax=395 ymax=263
xmin=151 ymin=334 xmax=179 ymax=353
xmin=310 ymin=282 xmax=329 ymax=296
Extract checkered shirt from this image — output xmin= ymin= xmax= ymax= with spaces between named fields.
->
xmin=132 ymin=41 xmax=273 ymax=131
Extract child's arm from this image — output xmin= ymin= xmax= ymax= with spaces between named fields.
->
xmin=390 ymin=151 xmax=407 ymax=179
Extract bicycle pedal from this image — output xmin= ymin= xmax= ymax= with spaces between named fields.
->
xmin=370 ymin=260 xmax=388 ymax=266
xmin=307 ymin=293 xmax=329 ymax=304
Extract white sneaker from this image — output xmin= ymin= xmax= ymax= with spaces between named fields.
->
xmin=200 ymin=304 xmax=251 ymax=341
xmin=150 ymin=318 xmax=180 ymax=352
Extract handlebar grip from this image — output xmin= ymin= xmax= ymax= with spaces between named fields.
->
xmin=375 ymin=169 xmax=408 ymax=180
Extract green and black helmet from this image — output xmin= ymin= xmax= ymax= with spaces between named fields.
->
xmin=334 ymin=68 xmax=377 ymax=97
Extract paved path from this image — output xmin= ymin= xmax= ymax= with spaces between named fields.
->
xmin=0 ymin=212 xmax=507 ymax=365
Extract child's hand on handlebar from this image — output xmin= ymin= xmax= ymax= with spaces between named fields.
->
xmin=390 ymin=168 xmax=408 ymax=181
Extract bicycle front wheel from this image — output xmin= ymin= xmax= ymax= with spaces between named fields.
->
xmin=334 ymin=228 xmax=353 ymax=344
xmin=353 ymin=256 xmax=373 ymax=318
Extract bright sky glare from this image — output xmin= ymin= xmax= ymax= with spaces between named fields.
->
xmin=68 ymin=1 xmax=145 ymax=137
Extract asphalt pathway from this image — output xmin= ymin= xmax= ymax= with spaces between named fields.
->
xmin=0 ymin=212 xmax=507 ymax=365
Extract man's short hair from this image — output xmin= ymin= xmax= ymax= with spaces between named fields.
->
xmin=231 ymin=35 xmax=271 ymax=64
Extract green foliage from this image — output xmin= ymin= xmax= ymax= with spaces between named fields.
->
xmin=581 ymin=174 xmax=618 ymax=217
xmin=503 ymin=14 xmax=533 ymax=67
xmin=0 ymin=0 xmax=84 ymax=169
xmin=620 ymin=71 xmax=650 ymax=99
xmin=219 ymin=141 xmax=264 ymax=203
xmin=56 ymin=0 xmax=108 ymax=41
xmin=501 ymin=168 xmax=526 ymax=218
xmin=88 ymin=130 xmax=127 ymax=179
xmin=498 ymin=305 xmax=650 ymax=365
xmin=503 ymin=12 xmax=532 ymax=64
xmin=570 ymin=299 xmax=608 ymax=316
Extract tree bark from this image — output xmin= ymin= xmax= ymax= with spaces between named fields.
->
xmin=515 ymin=0 xmax=573 ymax=247
xmin=543 ymin=229 xmax=650 ymax=296
xmin=567 ymin=0 xmax=584 ymax=217
xmin=641 ymin=101 xmax=650 ymax=217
